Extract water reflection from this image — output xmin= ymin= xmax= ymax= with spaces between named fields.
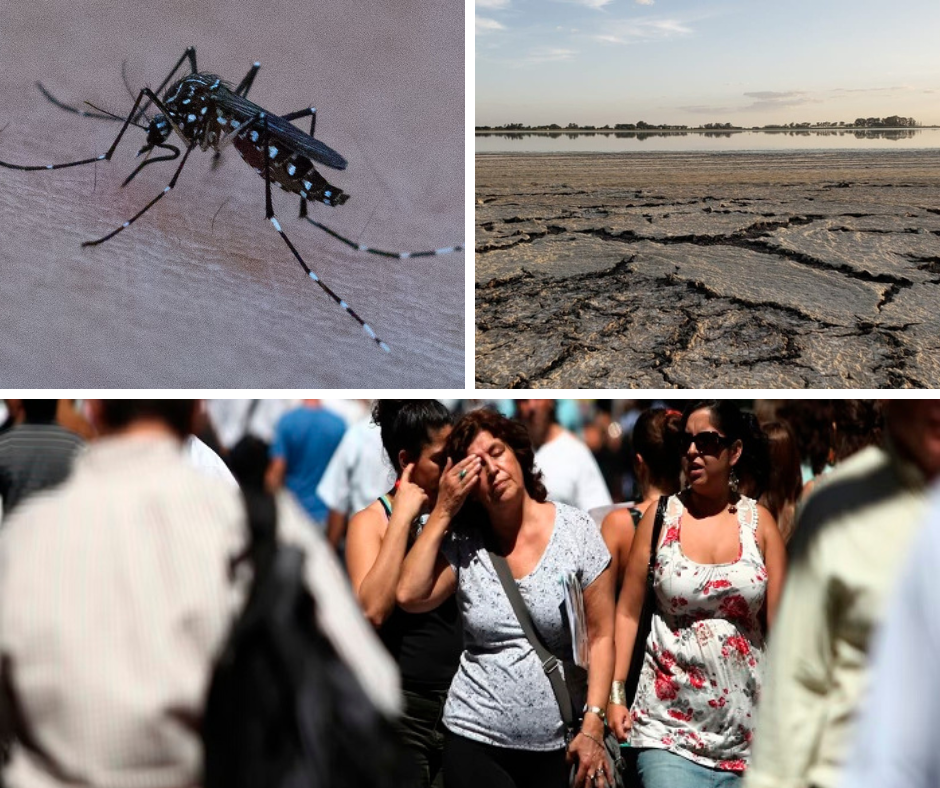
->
xmin=475 ymin=127 xmax=937 ymax=152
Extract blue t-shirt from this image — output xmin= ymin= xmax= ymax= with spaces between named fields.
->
xmin=270 ymin=407 xmax=346 ymax=524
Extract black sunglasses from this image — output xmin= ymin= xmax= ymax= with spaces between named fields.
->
xmin=680 ymin=431 xmax=733 ymax=455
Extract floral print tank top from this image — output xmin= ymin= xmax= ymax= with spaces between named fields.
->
xmin=628 ymin=494 xmax=767 ymax=773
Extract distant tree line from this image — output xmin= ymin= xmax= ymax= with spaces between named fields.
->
xmin=477 ymin=115 xmax=922 ymax=131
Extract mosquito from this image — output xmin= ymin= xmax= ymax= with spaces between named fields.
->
xmin=0 ymin=47 xmax=464 ymax=353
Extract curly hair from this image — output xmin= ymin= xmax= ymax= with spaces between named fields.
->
xmin=445 ymin=408 xmax=547 ymax=504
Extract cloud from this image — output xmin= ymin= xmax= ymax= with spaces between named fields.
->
xmin=595 ymin=18 xmax=692 ymax=44
xmin=678 ymin=104 xmax=739 ymax=115
xmin=567 ymin=0 xmax=614 ymax=8
xmin=635 ymin=0 xmax=655 ymax=4
xmin=476 ymin=16 xmax=505 ymax=33
xmin=476 ymin=0 xmax=510 ymax=7
xmin=513 ymin=47 xmax=579 ymax=65
xmin=739 ymin=91 xmax=820 ymax=112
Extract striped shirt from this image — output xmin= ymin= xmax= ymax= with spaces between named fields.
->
xmin=0 ymin=435 xmax=401 ymax=788
xmin=0 ymin=424 xmax=85 ymax=517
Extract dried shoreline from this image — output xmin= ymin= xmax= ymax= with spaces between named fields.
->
xmin=476 ymin=150 xmax=940 ymax=389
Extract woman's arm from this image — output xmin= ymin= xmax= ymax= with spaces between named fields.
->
xmin=568 ymin=565 xmax=616 ymax=788
xmin=756 ymin=503 xmax=787 ymax=631
xmin=606 ymin=501 xmax=659 ymax=740
xmin=346 ymin=464 xmax=427 ymax=628
xmin=397 ymin=455 xmax=481 ymax=612
xmin=600 ymin=508 xmax=635 ymax=593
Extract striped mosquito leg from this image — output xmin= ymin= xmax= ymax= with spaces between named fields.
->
xmin=82 ymin=141 xmax=195 ymax=246
xmin=278 ymin=107 xmax=317 ymax=220
xmin=234 ymin=61 xmax=261 ymax=97
xmin=35 ymin=82 xmax=122 ymax=121
xmin=303 ymin=217 xmax=464 ymax=259
xmin=0 ymin=86 xmax=158 ymax=172
xmin=259 ymin=112 xmax=390 ymax=352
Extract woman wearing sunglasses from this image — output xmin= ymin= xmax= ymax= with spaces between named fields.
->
xmin=607 ymin=401 xmax=786 ymax=788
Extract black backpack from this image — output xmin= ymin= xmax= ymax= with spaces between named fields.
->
xmin=203 ymin=491 xmax=409 ymax=788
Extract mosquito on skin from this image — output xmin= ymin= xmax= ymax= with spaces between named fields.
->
xmin=0 ymin=47 xmax=464 ymax=353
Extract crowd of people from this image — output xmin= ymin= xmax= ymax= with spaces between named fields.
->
xmin=0 ymin=398 xmax=937 ymax=788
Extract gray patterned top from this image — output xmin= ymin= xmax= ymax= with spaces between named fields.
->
xmin=441 ymin=502 xmax=610 ymax=750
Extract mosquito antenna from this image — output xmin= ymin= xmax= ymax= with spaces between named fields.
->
xmin=83 ymin=101 xmax=149 ymax=131
xmin=121 ymin=60 xmax=150 ymax=124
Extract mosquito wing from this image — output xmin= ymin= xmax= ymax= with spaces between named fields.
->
xmin=219 ymin=88 xmax=348 ymax=170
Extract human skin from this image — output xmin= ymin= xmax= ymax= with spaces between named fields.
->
xmin=0 ymin=0 xmax=464 ymax=387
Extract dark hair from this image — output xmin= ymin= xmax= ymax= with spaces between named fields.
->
xmin=97 ymin=400 xmax=197 ymax=438
xmin=372 ymin=400 xmax=453 ymax=475
xmin=760 ymin=420 xmax=803 ymax=524
xmin=21 ymin=400 xmax=59 ymax=424
xmin=832 ymin=400 xmax=883 ymax=463
xmin=632 ymin=408 xmax=682 ymax=493
xmin=680 ymin=400 xmax=753 ymax=481
xmin=776 ymin=401 xmax=836 ymax=475
xmin=445 ymin=408 xmax=547 ymax=503
xmin=737 ymin=412 xmax=770 ymax=499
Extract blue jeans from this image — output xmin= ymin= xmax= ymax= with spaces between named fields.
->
xmin=636 ymin=749 xmax=742 ymax=788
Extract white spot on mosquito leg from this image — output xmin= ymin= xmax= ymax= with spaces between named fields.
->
xmin=98 ymin=154 xmax=107 ymax=160
xmin=268 ymin=146 xmax=278 ymax=158
xmin=308 ymin=271 xmax=319 ymax=282
xmin=435 ymin=246 xmax=455 ymax=254
xmin=340 ymin=301 xmax=350 ymax=311
xmin=122 ymin=221 xmax=130 ymax=228
xmin=358 ymin=244 xmax=368 ymax=251
xmin=269 ymin=217 xmax=282 ymax=232
xmin=399 ymin=252 xmax=411 ymax=259
xmin=254 ymin=61 xmax=260 ymax=68
xmin=379 ymin=341 xmax=391 ymax=353
xmin=46 ymin=164 xmax=54 ymax=169
xmin=363 ymin=324 xmax=376 ymax=340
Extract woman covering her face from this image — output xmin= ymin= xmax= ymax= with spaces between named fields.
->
xmin=398 ymin=409 xmax=616 ymax=788
xmin=606 ymin=401 xmax=786 ymax=788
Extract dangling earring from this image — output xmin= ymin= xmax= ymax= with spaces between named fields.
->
xmin=728 ymin=470 xmax=739 ymax=514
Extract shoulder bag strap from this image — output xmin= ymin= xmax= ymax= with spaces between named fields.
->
xmin=488 ymin=550 xmax=577 ymax=733
xmin=624 ymin=494 xmax=668 ymax=707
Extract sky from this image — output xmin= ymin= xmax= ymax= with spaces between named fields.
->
xmin=476 ymin=0 xmax=940 ymax=127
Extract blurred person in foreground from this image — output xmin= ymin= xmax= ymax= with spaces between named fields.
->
xmin=0 ymin=399 xmax=399 ymax=788
xmin=0 ymin=400 xmax=85 ymax=520
xmin=516 ymin=399 xmax=613 ymax=512
xmin=745 ymin=400 xmax=940 ymax=788
xmin=398 ymin=409 xmax=614 ymax=788
xmin=346 ymin=401 xmax=461 ymax=788
xmin=601 ymin=408 xmax=683 ymax=593
xmin=608 ymin=401 xmax=785 ymax=786
xmin=838 ymin=487 xmax=940 ymax=788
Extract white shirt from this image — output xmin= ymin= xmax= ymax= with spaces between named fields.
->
xmin=0 ymin=435 xmax=400 ymax=788
xmin=316 ymin=418 xmax=394 ymax=516
xmin=184 ymin=435 xmax=238 ymax=487
xmin=839 ymin=485 xmax=940 ymax=788
xmin=535 ymin=431 xmax=613 ymax=512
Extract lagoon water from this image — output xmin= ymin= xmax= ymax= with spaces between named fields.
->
xmin=476 ymin=128 xmax=940 ymax=154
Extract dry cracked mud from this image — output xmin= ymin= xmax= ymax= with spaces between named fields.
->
xmin=476 ymin=151 xmax=940 ymax=388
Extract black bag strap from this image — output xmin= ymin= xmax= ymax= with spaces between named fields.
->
xmin=488 ymin=549 xmax=577 ymax=734
xmin=624 ymin=495 xmax=668 ymax=707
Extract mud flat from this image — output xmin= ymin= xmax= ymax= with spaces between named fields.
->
xmin=476 ymin=150 xmax=940 ymax=389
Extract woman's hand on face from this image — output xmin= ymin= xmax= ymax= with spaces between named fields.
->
xmin=566 ymin=728 xmax=611 ymax=788
xmin=434 ymin=455 xmax=483 ymax=518
xmin=395 ymin=463 xmax=429 ymax=523
xmin=606 ymin=703 xmax=632 ymax=743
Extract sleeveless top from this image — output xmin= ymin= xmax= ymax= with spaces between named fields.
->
xmin=377 ymin=495 xmax=462 ymax=692
xmin=628 ymin=494 xmax=768 ymax=773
